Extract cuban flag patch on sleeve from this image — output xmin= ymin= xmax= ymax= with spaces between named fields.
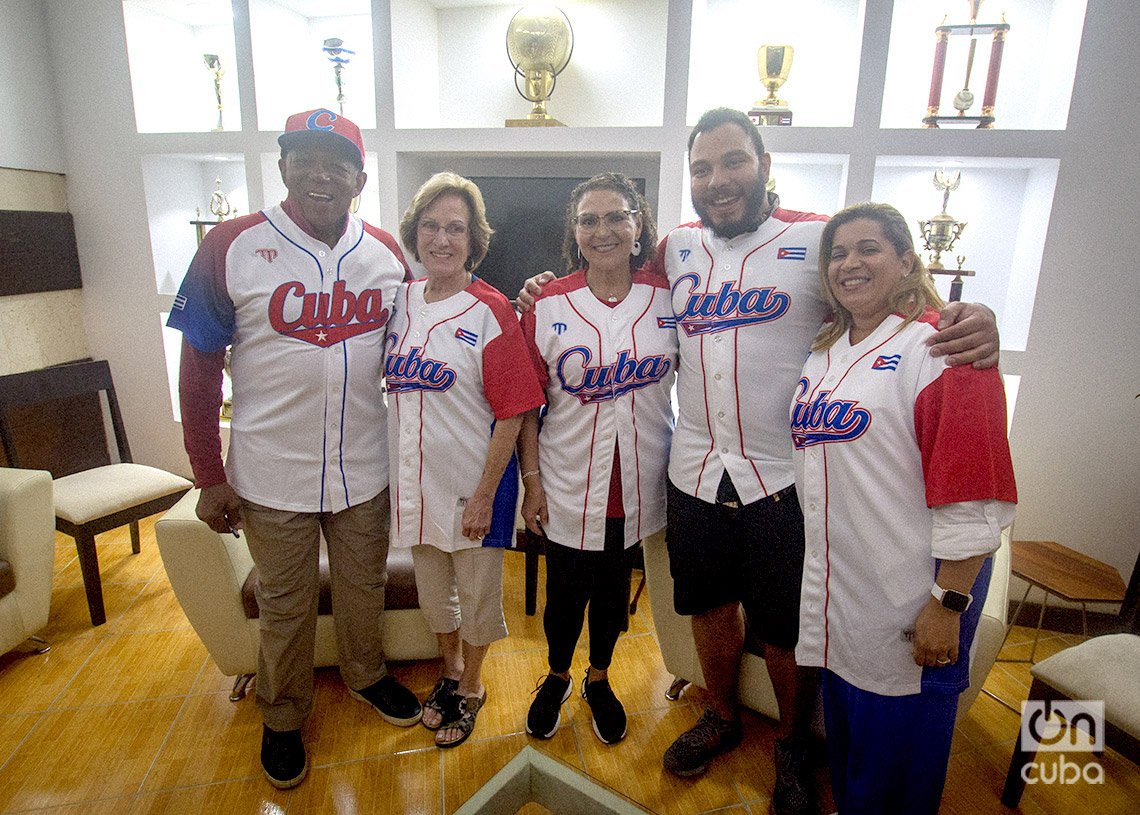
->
xmin=454 ymin=326 xmax=479 ymax=347
xmin=871 ymin=354 xmax=901 ymax=371
xmin=777 ymin=246 xmax=807 ymax=261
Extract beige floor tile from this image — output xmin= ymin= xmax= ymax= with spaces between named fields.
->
xmin=52 ymin=630 xmax=208 ymax=708
xmin=955 ymin=691 xmax=1021 ymax=748
xmin=306 ymin=674 xmax=439 ymax=764
xmin=130 ymin=778 xmax=289 ymax=814
xmin=577 ymin=703 xmax=745 ymax=815
xmin=39 ymin=580 xmax=146 ymax=640
xmin=468 ymin=647 xmax=567 ymax=741
xmin=0 ymin=711 xmax=42 ymax=767
xmin=141 ymin=690 xmax=263 ymax=791
xmin=0 ymin=634 xmax=99 ymax=715
xmin=105 ymin=575 xmax=193 ymax=635
xmin=188 ymin=656 xmax=246 ymax=697
xmin=0 ymin=698 xmax=182 ymax=811
xmin=34 ymin=795 xmax=140 ymax=814
xmin=288 ymin=749 xmax=442 ymax=815
xmin=441 ymin=730 xmax=583 ymax=815
xmin=983 ymin=662 xmax=1033 ymax=710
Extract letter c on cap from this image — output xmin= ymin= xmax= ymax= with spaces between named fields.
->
xmin=306 ymin=109 xmax=337 ymax=132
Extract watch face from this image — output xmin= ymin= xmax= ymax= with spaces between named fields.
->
xmin=942 ymin=589 xmax=971 ymax=613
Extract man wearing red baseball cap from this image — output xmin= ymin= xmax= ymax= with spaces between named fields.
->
xmin=169 ymin=108 xmax=420 ymax=789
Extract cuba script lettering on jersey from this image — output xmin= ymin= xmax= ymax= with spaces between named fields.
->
xmin=556 ymin=346 xmax=672 ymax=405
xmin=268 ymin=279 xmax=390 ymax=346
xmin=790 ymin=377 xmax=872 ymax=449
xmin=672 ymin=273 xmax=791 ymax=337
xmin=384 ymin=337 xmax=457 ymax=394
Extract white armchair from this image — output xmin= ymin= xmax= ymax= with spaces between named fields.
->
xmin=645 ymin=527 xmax=1012 ymax=722
xmin=155 ymin=490 xmax=439 ymax=700
xmin=0 ymin=468 xmax=55 ymax=657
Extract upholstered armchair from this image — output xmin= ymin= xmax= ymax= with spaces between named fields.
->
xmin=0 ymin=468 xmax=55 ymax=657
xmin=155 ymin=490 xmax=439 ymax=700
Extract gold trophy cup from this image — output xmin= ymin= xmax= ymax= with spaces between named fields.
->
xmin=505 ymin=5 xmax=574 ymax=127
xmin=918 ymin=169 xmax=975 ymax=300
xmin=748 ymin=45 xmax=794 ymax=127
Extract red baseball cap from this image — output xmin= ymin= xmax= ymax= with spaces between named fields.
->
xmin=278 ymin=108 xmax=365 ymax=167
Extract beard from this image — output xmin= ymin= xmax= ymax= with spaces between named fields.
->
xmin=695 ymin=176 xmax=770 ymax=240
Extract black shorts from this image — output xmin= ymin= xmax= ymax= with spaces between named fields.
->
xmin=665 ymin=477 xmax=805 ymax=651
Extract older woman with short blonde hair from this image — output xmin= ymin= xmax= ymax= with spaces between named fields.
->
xmin=388 ymin=171 xmax=544 ymax=748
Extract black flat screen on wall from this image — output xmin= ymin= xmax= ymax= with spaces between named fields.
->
xmin=0 ymin=210 xmax=83 ymax=296
xmin=469 ymin=176 xmax=647 ymax=299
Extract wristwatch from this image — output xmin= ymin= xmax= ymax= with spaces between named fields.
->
xmin=931 ymin=583 xmax=973 ymax=613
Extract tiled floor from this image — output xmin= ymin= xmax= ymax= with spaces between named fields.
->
xmin=0 ymin=516 xmax=1137 ymax=813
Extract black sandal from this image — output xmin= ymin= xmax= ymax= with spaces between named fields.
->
xmin=421 ymin=677 xmax=460 ymax=731
xmin=435 ymin=689 xmax=487 ymax=748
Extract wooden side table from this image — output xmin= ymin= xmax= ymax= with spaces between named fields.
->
xmin=1003 ymin=539 xmax=1127 ymax=662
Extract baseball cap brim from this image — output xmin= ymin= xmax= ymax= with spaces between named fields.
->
xmin=278 ymin=129 xmax=364 ymax=169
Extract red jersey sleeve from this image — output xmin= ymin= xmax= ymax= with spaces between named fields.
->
xmin=915 ymin=365 xmax=1018 ymax=508
xmin=178 ymin=339 xmax=227 ymax=488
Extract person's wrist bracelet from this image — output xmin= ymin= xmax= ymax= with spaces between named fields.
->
xmin=521 ymin=470 xmax=541 ymax=481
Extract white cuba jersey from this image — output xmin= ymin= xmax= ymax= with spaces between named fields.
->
xmin=791 ymin=311 xmax=1017 ymax=696
xmin=660 ymin=203 xmax=830 ymax=505
xmin=522 ymin=270 xmax=678 ymax=550
xmin=168 ymin=203 xmax=408 ymax=513
xmin=386 ymin=278 xmax=544 ymax=553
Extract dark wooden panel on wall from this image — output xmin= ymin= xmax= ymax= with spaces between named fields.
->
xmin=0 ymin=210 xmax=83 ymax=296
xmin=469 ymin=176 xmax=647 ymax=299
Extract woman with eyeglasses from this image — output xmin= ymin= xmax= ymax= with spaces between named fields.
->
xmin=517 ymin=173 xmax=678 ymax=745
xmin=388 ymin=171 xmax=544 ymax=748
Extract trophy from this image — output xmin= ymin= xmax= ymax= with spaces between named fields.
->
xmin=203 ymin=54 xmax=224 ymax=131
xmin=191 ymin=178 xmax=235 ymax=245
xmin=917 ymin=170 xmax=975 ymax=301
xmin=322 ymin=38 xmax=354 ymax=115
xmin=505 ymin=5 xmax=574 ymax=127
xmin=748 ymin=45 xmax=794 ymax=127
xmin=923 ymin=1 xmax=1010 ymax=128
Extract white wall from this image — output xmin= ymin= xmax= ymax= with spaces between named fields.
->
xmin=0 ymin=0 xmax=65 ymax=171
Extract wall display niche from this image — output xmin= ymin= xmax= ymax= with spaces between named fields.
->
xmin=249 ymin=0 xmax=377 ymax=130
xmin=396 ymin=152 xmax=661 ymax=298
xmin=679 ymin=153 xmax=850 ymax=225
xmin=390 ymin=0 xmax=668 ymax=129
xmin=687 ymin=0 xmax=866 ymax=127
xmin=141 ymin=155 xmax=248 ymax=296
xmin=261 ymin=151 xmax=383 ymax=228
xmin=122 ymin=0 xmax=242 ymax=133
xmin=871 ymin=156 xmax=1059 ymax=352
xmin=881 ymin=0 xmax=1089 ymax=130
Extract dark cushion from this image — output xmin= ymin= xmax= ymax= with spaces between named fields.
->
xmin=241 ymin=544 xmax=420 ymax=620
xmin=0 ymin=558 xmax=14 ymax=600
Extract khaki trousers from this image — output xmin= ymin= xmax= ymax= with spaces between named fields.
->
xmin=241 ymin=490 xmax=390 ymax=731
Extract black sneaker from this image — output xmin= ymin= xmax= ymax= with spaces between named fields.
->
xmin=662 ymin=708 xmax=743 ymax=777
xmin=581 ymin=674 xmax=627 ymax=744
xmin=772 ymin=737 xmax=816 ymax=815
xmin=261 ymin=725 xmax=307 ymax=789
xmin=525 ymin=673 xmax=572 ymax=739
xmin=350 ymin=674 xmax=422 ymax=726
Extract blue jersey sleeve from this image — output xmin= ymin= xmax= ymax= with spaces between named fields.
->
xmin=166 ymin=226 xmax=238 ymax=353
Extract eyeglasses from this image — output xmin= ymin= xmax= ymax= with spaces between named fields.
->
xmin=418 ymin=221 xmax=468 ymax=237
xmin=573 ymin=209 xmax=638 ymax=231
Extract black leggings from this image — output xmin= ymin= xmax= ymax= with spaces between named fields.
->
xmin=543 ymin=518 xmax=636 ymax=673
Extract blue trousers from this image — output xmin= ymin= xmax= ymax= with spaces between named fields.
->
xmin=822 ymin=670 xmax=960 ymax=814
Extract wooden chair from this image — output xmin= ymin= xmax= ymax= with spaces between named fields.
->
xmin=0 ymin=360 xmax=191 ymax=625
